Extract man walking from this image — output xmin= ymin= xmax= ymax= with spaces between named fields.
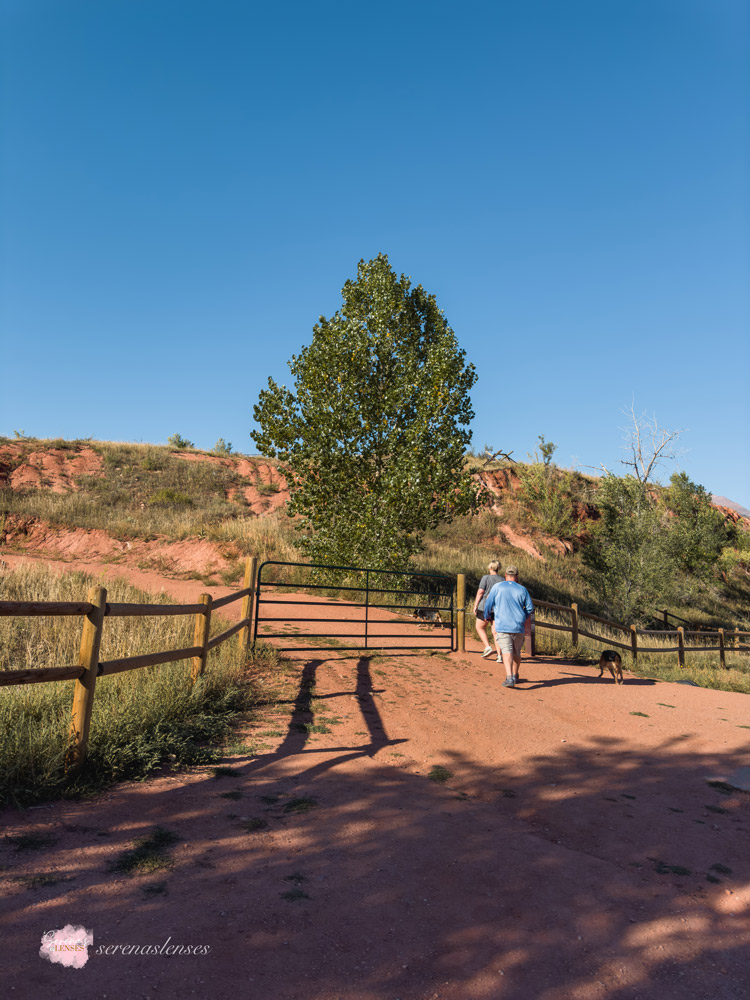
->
xmin=483 ymin=565 xmax=534 ymax=689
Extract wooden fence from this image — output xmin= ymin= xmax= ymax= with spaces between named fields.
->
xmin=0 ymin=557 xmax=258 ymax=768
xmin=531 ymin=598 xmax=750 ymax=668
xmin=3 ymin=559 xmax=748 ymax=768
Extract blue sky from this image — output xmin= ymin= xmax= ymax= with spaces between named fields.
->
xmin=2 ymin=0 xmax=748 ymax=503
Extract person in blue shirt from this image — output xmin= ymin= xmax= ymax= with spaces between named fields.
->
xmin=483 ymin=565 xmax=534 ymax=689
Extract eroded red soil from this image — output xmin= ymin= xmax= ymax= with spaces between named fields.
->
xmin=0 ymin=445 xmax=103 ymax=493
xmin=1 ymin=519 xmax=235 ymax=581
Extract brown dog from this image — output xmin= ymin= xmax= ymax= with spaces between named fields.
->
xmin=598 ymin=650 xmax=624 ymax=684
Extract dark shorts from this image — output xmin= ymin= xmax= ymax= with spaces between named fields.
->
xmin=476 ymin=608 xmax=493 ymax=623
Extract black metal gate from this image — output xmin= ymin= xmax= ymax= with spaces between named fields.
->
xmin=252 ymin=560 xmax=455 ymax=652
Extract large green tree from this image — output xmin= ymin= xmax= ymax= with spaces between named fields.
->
xmin=582 ymin=471 xmax=737 ymax=622
xmin=582 ymin=475 xmax=672 ymax=622
xmin=251 ymin=254 xmax=483 ymax=569
xmin=661 ymin=471 xmax=735 ymax=576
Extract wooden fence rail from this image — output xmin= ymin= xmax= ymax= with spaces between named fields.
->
xmin=531 ymin=601 xmax=750 ymax=669
xmin=0 ymin=556 xmax=258 ymax=768
xmin=4 ymin=558 xmax=748 ymax=763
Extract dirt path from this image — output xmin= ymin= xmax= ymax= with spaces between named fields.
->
xmin=2 ymin=555 xmax=750 ymax=999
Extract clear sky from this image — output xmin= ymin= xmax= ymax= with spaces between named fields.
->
xmin=2 ymin=0 xmax=748 ymax=503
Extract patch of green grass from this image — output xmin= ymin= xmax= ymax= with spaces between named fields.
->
xmin=108 ymin=827 xmax=180 ymax=875
xmin=213 ymin=766 xmax=241 ymax=778
xmin=148 ymin=488 xmax=193 ymax=507
xmin=706 ymin=873 xmax=722 ymax=884
xmin=283 ymin=797 xmax=317 ymax=814
xmin=711 ymin=863 xmax=733 ymax=874
xmin=281 ymin=887 xmax=310 ymax=901
xmin=622 ymin=793 xmax=637 ymax=800
xmin=240 ymin=818 xmax=267 ymax=832
xmin=295 ymin=722 xmax=332 ymax=734
xmin=705 ymin=804 xmax=727 ymax=814
xmin=651 ymin=859 xmax=691 ymax=876
xmin=630 ymin=711 xmax=649 ymax=718
xmin=707 ymin=781 xmax=735 ymax=795
xmin=220 ymin=790 xmax=243 ymax=800
xmin=258 ymin=794 xmax=280 ymax=805
xmin=13 ymin=872 xmax=72 ymax=889
xmin=282 ymin=872 xmax=306 ymax=884
xmin=5 ymin=832 xmax=57 ymax=852
xmin=428 ymin=765 xmax=453 ymax=784
xmin=656 ymin=703 xmax=675 ymax=708
xmin=142 ymin=881 xmax=168 ymax=897
xmin=221 ymin=739 xmax=255 ymax=755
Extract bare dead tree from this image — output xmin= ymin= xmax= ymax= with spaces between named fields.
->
xmin=480 ymin=447 xmax=515 ymax=469
xmin=618 ymin=404 xmax=683 ymax=484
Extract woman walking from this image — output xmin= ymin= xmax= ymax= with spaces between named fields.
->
xmin=473 ymin=560 xmax=502 ymax=658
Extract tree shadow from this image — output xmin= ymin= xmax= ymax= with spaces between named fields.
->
xmin=2 ymin=654 xmax=749 ymax=999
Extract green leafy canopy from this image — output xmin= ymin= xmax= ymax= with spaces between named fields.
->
xmin=251 ymin=254 xmax=484 ymax=569
xmin=582 ymin=471 xmax=737 ymax=623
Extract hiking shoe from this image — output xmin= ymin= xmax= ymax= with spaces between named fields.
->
xmin=502 ymin=676 xmax=515 ymax=688
xmin=481 ymin=646 xmax=494 ymax=658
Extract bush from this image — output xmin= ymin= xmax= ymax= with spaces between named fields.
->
xmin=167 ymin=433 xmax=194 ymax=449
xmin=148 ymin=488 xmax=194 ymax=507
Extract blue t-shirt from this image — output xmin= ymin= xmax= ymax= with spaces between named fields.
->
xmin=484 ymin=580 xmax=534 ymax=633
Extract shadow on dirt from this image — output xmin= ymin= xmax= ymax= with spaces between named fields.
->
xmin=3 ymin=653 xmax=749 ymax=1000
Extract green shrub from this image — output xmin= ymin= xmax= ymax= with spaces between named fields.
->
xmin=167 ymin=434 xmax=194 ymax=449
xmin=213 ymin=438 xmax=233 ymax=456
xmin=148 ymin=488 xmax=194 ymax=507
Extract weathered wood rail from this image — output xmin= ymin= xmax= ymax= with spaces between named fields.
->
xmin=532 ymin=598 xmax=750 ymax=669
xmin=0 ymin=556 xmax=258 ymax=767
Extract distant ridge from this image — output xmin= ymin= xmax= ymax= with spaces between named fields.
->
xmin=712 ymin=496 xmax=750 ymax=519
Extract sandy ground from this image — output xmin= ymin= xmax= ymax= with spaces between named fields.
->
xmin=2 ymin=555 xmax=750 ymax=999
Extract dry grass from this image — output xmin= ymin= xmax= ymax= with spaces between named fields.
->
xmin=0 ymin=439 xmax=296 ymax=558
xmin=533 ymin=607 xmax=750 ymax=694
xmin=0 ymin=562 xmax=279 ymax=805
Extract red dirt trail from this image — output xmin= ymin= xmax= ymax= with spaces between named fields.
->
xmin=2 ymin=555 xmax=750 ymax=1000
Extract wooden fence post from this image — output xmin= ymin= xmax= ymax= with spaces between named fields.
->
xmin=630 ymin=625 xmax=638 ymax=668
xmin=68 ymin=585 xmax=107 ymax=770
xmin=677 ymin=626 xmax=685 ymax=668
xmin=570 ymin=603 xmax=579 ymax=649
xmin=457 ymin=574 xmax=466 ymax=653
xmin=718 ymin=628 xmax=726 ymax=670
xmin=238 ymin=556 xmax=257 ymax=660
xmin=191 ymin=594 xmax=212 ymax=682
xmin=735 ymin=627 xmax=740 ymax=651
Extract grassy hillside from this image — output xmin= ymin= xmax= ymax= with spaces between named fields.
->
xmin=0 ymin=437 xmax=298 ymax=565
xmin=2 ymin=436 xmax=748 ymax=629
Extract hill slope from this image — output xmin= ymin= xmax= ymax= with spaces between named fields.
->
xmin=1 ymin=437 xmax=748 ymax=628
